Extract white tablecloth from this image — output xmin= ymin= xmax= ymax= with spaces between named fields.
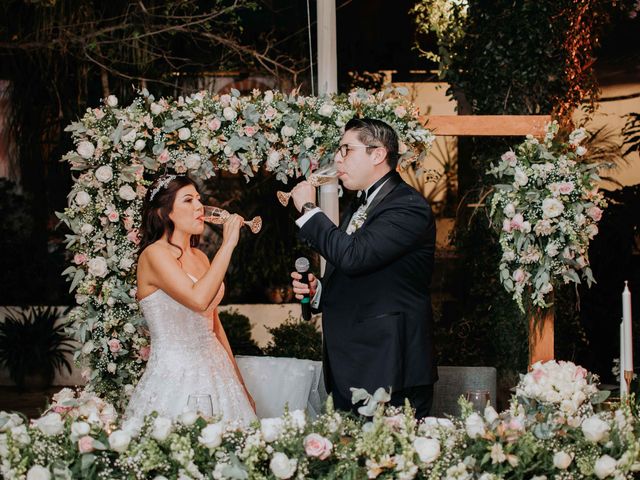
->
xmin=236 ymin=356 xmax=327 ymax=418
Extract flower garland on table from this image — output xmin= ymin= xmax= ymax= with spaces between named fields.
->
xmin=2 ymin=362 xmax=639 ymax=479
xmin=56 ymin=87 xmax=435 ymax=405
xmin=488 ymin=121 xmax=606 ymax=312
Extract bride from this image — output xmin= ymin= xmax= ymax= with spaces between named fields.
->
xmin=124 ymin=174 xmax=256 ymax=426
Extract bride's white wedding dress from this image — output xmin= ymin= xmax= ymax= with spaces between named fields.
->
xmin=124 ymin=279 xmax=256 ymax=426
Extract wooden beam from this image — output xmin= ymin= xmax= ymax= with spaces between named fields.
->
xmin=421 ymin=115 xmax=551 ymax=137
xmin=529 ymin=309 xmax=555 ymax=366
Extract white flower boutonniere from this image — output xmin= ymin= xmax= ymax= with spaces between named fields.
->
xmin=346 ymin=206 xmax=368 ymax=235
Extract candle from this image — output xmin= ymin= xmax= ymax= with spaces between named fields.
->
xmin=623 ymin=281 xmax=633 ymax=374
xmin=620 ymin=322 xmax=627 ymax=396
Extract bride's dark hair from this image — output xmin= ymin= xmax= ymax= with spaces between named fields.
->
xmin=138 ymin=175 xmax=201 ymax=259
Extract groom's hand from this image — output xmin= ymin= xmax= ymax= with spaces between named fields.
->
xmin=291 ymin=271 xmax=317 ymax=299
xmin=291 ymin=181 xmax=316 ymax=213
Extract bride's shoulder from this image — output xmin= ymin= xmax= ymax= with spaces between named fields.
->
xmin=139 ymin=241 xmax=172 ymax=264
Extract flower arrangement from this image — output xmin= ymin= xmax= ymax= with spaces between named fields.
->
xmin=2 ymin=362 xmax=639 ymax=479
xmin=56 ymin=87 xmax=434 ymax=405
xmin=488 ymin=121 xmax=606 ymax=311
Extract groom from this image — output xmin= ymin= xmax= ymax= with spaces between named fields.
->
xmin=290 ymin=118 xmax=437 ymax=418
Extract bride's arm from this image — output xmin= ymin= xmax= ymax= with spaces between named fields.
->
xmin=144 ymin=215 xmax=243 ymax=311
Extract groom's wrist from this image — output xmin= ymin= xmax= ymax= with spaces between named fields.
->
xmin=301 ymin=202 xmax=317 ymax=214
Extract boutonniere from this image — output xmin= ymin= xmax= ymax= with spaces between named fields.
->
xmin=346 ymin=206 xmax=368 ymax=234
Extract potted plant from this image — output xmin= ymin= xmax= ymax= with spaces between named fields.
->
xmin=0 ymin=306 xmax=74 ymax=390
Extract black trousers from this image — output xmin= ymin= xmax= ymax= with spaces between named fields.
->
xmin=331 ymin=384 xmax=434 ymax=419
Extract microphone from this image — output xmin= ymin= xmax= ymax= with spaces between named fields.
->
xmin=295 ymin=257 xmax=312 ymax=321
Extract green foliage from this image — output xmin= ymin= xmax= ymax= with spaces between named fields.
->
xmin=218 ymin=309 xmax=263 ymax=357
xmin=0 ymin=307 xmax=74 ymax=389
xmin=263 ymin=316 xmax=322 ymax=361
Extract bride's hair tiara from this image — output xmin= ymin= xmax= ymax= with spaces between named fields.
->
xmin=150 ymin=174 xmax=177 ymax=201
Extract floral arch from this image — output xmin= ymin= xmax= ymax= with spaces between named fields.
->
xmin=57 ymin=87 xmax=435 ymax=404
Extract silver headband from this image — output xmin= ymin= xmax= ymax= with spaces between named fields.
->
xmin=150 ymin=175 xmax=177 ymax=201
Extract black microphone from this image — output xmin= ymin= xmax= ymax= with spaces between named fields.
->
xmin=295 ymin=257 xmax=312 ymax=321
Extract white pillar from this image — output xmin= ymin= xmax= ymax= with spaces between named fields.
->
xmin=316 ymin=0 xmax=338 ymax=96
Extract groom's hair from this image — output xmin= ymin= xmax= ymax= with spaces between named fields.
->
xmin=344 ymin=117 xmax=400 ymax=169
xmin=138 ymin=175 xmax=200 ymax=259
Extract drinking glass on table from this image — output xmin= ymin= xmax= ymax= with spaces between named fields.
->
xmin=186 ymin=393 xmax=214 ymax=417
xmin=464 ymin=389 xmax=491 ymax=412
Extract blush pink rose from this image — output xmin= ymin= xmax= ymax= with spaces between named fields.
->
xmin=158 ymin=149 xmax=170 ymax=164
xmin=108 ymin=339 xmax=122 ymax=353
xmin=127 ymin=229 xmax=140 ymax=245
xmin=587 ymin=206 xmax=602 ymax=222
xmin=139 ymin=345 xmax=151 ymax=361
xmin=208 ymin=118 xmax=221 ymax=131
xmin=513 ymin=269 xmax=526 ymax=284
xmin=78 ymin=435 xmax=94 ymax=453
xmin=107 ymin=211 xmax=119 ymax=222
xmin=304 ymin=433 xmax=332 ymax=460
xmin=74 ymin=253 xmax=88 ymax=265
xmin=558 ymin=182 xmax=575 ymax=195
xmin=123 ymin=216 xmax=134 ymax=231
xmin=244 ymin=125 xmax=258 ymax=137
xmin=52 ymin=405 xmax=73 ymax=414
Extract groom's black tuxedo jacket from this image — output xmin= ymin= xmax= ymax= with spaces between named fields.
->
xmin=298 ymin=172 xmax=438 ymax=403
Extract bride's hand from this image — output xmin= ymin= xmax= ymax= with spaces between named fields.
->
xmin=222 ymin=214 xmax=244 ymax=248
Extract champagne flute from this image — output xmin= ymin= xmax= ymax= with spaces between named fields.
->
xmin=186 ymin=393 xmax=214 ymax=417
xmin=276 ymin=164 xmax=338 ymax=207
xmin=464 ymin=389 xmax=491 ymax=412
xmin=203 ymin=206 xmax=262 ymax=234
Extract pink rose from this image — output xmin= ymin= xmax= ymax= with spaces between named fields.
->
xmin=558 ymin=182 xmax=575 ymax=195
xmin=139 ymin=345 xmax=151 ymax=361
xmin=78 ymin=435 xmax=94 ymax=453
xmin=393 ymin=106 xmax=407 ymax=118
xmin=123 ymin=216 xmax=134 ymax=231
xmin=513 ymin=269 xmax=526 ymax=284
xmin=303 ymin=433 xmax=332 ymax=460
xmin=208 ymin=118 xmax=221 ymax=131
xmin=264 ymin=106 xmax=277 ymax=120
xmin=52 ymin=405 xmax=72 ymax=414
xmin=510 ymin=213 xmax=525 ymax=231
xmin=587 ymin=206 xmax=602 ymax=222
xmin=127 ymin=229 xmax=140 ymax=245
xmin=158 ymin=149 xmax=170 ymax=164
xmin=108 ymin=339 xmax=122 ymax=353
xmin=502 ymin=219 xmax=512 ymax=233
xmin=134 ymin=165 xmax=144 ymax=180
xmin=107 ymin=211 xmax=119 ymax=222
xmin=574 ymin=366 xmax=587 ymax=380
xmin=501 ymin=150 xmax=517 ymax=166
xmin=244 ymin=125 xmax=257 ymax=137
xmin=74 ymin=253 xmax=88 ymax=265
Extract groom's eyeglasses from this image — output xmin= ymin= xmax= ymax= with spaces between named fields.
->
xmin=337 ymin=143 xmax=381 ymax=158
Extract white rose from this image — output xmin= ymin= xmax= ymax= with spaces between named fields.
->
xmin=133 ymin=139 xmax=146 ymax=151
xmin=75 ymin=191 xmax=91 ymax=206
xmin=223 ymin=107 xmax=237 ymax=121
xmin=118 ymin=185 xmax=137 ymax=201
xmin=77 ymin=141 xmax=96 ymax=159
xmin=71 ymin=421 xmax=91 ymax=439
xmin=303 ymin=137 xmax=314 ymax=149
xmin=34 ymin=412 xmax=64 ymax=436
xmin=576 ymin=146 xmax=587 ymax=156
xmin=281 ymin=125 xmax=296 ymax=137
xmin=198 ymin=423 xmax=224 ymax=449
xmin=290 ymin=410 xmax=306 ymax=429
xmin=185 ymin=153 xmax=201 ymax=170
xmin=260 ymin=417 xmax=284 ymax=442
xmin=107 ymin=362 xmax=117 ymax=373
xmin=151 ymin=417 xmax=173 ymax=442
xmin=594 ymin=454 xmax=616 ymax=479
xmin=269 ymin=452 xmax=297 ymax=479
xmin=80 ymin=223 xmax=94 ymax=235
xmin=319 ymin=104 xmax=334 ymax=117
xmin=514 ymin=168 xmax=528 ymax=186
xmin=123 ymin=323 xmax=136 ymax=334
xmin=150 ymin=103 xmax=164 ymax=115
xmin=503 ymin=203 xmax=516 ymax=218
xmin=179 ymin=410 xmax=198 ymax=426
xmin=553 ymin=451 xmax=573 ymax=470
xmin=122 ymin=130 xmax=136 ymax=143
xmin=464 ymin=413 xmax=485 ymax=439
xmin=106 ymin=95 xmax=118 ymax=107
xmin=542 ymin=197 xmax=564 ymax=219
xmin=263 ymin=90 xmax=274 ymax=104
xmin=87 ymin=256 xmax=108 ymax=278
xmin=413 ymin=437 xmax=440 ymax=463
xmin=26 ymin=465 xmax=51 ymax=480
xmin=121 ymin=417 xmax=143 ymax=437
xmin=95 ymin=165 xmax=113 ymax=183
xmin=108 ymin=430 xmax=131 ymax=453
xmin=582 ymin=416 xmax=610 ymax=442
xmin=178 ymin=128 xmax=191 ymax=140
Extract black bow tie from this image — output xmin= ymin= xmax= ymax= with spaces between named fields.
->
xmin=355 ymin=191 xmax=368 ymax=208
xmin=354 ymin=171 xmax=396 ymax=209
